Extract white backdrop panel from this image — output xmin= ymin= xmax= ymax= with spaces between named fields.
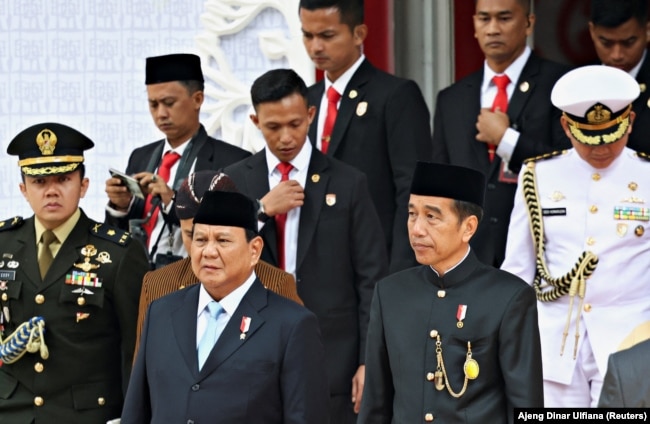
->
xmin=0 ymin=0 xmax=311 ymax=223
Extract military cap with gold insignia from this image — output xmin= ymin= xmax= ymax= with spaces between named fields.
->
xmin=6 ymin=123 xmax=94 ymax=177
xmin=145 ymin=53 xmax=204 ymax=84
xmin=551 ymin=65 xmax=639 ymax=146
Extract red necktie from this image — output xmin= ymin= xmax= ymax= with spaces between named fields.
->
xmin=142 ymin=151 xmax=181 ymax=243
xmin=321 ymin=86 xmax=341 ymax=154
xmin=489 ymin=74 xmax=510 ymax=162
xmin=275 ymin=162 xmax=294 ymax=270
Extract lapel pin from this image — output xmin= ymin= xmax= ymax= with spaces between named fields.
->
xmin=240 ymin=316 xmax=251 ymax=340
xmin=311 ymin=174 xmax=320 ymax=183
xmin=76 ymin=312 xmax=90 ymax=323
xmin=640 ymin=83 xmax=646 ymax=93
xmin=7 ymin=261 xmax=19 ymax=269
xmin=456 ymin=304 xmax=467 ymax=328
xmin=356 ymin=101 xmax=368 ymax=117
xmin=349 ymin=89 xmax=358 ymax=99
xmin=617 ymin=223 xmax=628 ymax=237
xmin=519 ymin=81 xmax=530 ymax=92
xmin=629 ymin=182 xmax=638 ymax=191
xmin=326 ymin=194 xmax=336 ymax=206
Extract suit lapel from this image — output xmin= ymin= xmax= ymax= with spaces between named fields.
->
xmin=245 ymin=153 xmax=279 ymax=265
xmin=296 ymin=151 xmax=329 ymax=270
xmin=327 ymin=59 xmax=373 ymax=156
xmin=171 ymin=285 xmax=202 ymax=378
xmin=198 ymin=280 xmax=267 ymax=378
xmin=463 ymin=71 xmax=494 ymax=172
xmin=10 ymin=217 xmax=41 ymax=290
xmin=508 ymin=54 xmax=539 ymax=128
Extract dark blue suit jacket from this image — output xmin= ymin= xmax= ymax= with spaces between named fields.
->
xmin=121 ymin=279 xmax=329 ymax=423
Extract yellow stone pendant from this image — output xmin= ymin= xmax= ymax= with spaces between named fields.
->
xmin=464 ymin=358 xmax=479 ymax=380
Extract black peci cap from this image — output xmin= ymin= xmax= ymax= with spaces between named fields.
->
xmin=145 ymin=53 xmax=204 ymax=84
xmin=410 ymin=162 xmax=486 ymax=208
xmin=193 ymin=190 xmax=258 ymax=233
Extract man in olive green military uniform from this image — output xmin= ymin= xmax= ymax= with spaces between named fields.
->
xmin=0 ymin=123 xmax=149 ymax=423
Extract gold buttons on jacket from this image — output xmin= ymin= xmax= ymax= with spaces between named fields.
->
xmin=425 ymin=413 xmax=434 ymax=422
xmin=426 ymin=372 xmax=435 ymax=381
xmin=437 ymin=290 xmax=446 ymax=298
xmin=429 ymin=329 xmax=438 ymax=338
xmin=98 ymin=397 xmax=106 ymax=406
xmin=35 ymin=294 xmax=45 ymax=304
xmin=1 ymin=293 xmax=7 ymax=301
xmin=592 ymin=173 xmax=601 ymax=181
xmin=34 ymin=362 xmax=44 ymax=373
xmin=589 ymin=205 xmax=598 ymax=214
xmin=583 ymin=304 xmax=592 ymax=313
xmin=34 ymin=396 xmax=44 ymax=406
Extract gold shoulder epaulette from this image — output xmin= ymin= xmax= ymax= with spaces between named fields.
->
xmin=636 ymin=151 xmax=650 ymax=161
xmin=524 ymin=150 xmax=567 ymax=166
xmin=89 ymin=222 xmax=131 ymax=246
xmin=0 ymin=216 xmax=24 ymax=232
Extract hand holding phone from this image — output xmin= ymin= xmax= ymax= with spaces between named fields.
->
xmin=109 ymin=168 xmax=145 ymax=200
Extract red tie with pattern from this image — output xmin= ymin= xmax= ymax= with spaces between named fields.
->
xmin=489 ymin=74 xmax=510 ymax=162
xmin=142 ymin=151 xmax=181 ymax=243
xmin=321 ymin=86 xmax=341 ymax=154
xmin=275 ymin=162 xmax=294 ymax=270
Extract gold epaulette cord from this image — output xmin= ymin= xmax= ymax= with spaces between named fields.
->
xmin=522 ymin=162 xmax=599 ymax=358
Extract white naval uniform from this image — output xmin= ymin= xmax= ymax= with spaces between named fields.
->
xmin=502 ymin=147 xmax=650 ymax=404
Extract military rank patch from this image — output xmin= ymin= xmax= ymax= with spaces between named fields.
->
xmin=637 ymin=151 xmax=650 ymax=162
xmin=0 ymin=217 xmax=24 ymax=232
xmin=90 ymin=223 xmax=131 ymax=245
xmin=523 ymin=149 xmax=567 ymax=166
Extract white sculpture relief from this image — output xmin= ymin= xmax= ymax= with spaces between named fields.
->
xmin=196 ymin=0 xmax=314 ymax=152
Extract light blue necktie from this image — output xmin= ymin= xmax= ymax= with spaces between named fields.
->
xmin=197 ymin=301 xmax=224 ymax=370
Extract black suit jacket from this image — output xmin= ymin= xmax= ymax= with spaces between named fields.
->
xmin=432 ymin=54 xmax=570 ymax=267
xmin=598 ymin=339 xmax=650 ymax=407
xmin=0 ymin=211 xmax=149 ymax=424
xmin=308 ymin=59 xmax=433 ymax=273
xmin=122 ymin=280 xmax=329 ymax=423
xmin=627 ymin=53 xmax=650 ymax=154
xmin=105 ymin=125 xmax=250 ymax=231
xmin=359 ymin=251 xmax=543 ymax=423
xmin=225 ymin=149 xmax=388 ymax=408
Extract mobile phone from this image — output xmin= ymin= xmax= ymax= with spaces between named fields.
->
xmin=109 ymin=168 xmax=145 ymax=199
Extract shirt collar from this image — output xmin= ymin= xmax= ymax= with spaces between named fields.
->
xmin=430 ymin=246 xmax=471 ymax=277
xmin=481 ymin=46 xmax=531 ymax=94
xmin=325 ymin=54 xmax=365 ymax=96
xmin=627 ymin=49 xmax=647 ymax=79
xmin=197 ymin=271 xmax=257 ymax=318
xmin=164 ymin=136 xmax=191 ymax=156
xmin=264 ymin=140 xmax=312 ymax=177
xmin=35 ymin=208 xmax=81 ymax=245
